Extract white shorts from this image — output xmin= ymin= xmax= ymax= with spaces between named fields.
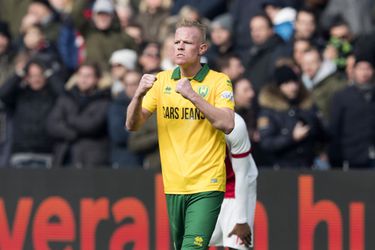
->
xmin=209 ymin=183 xmax=256 ymax=249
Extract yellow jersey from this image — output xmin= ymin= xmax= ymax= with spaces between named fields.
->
xmin=142 ymin=64 xmax=234 ymax=194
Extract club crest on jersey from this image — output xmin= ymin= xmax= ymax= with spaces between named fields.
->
xmin=198 ymin=86 xmax=209 ymax=98
xmin=164 ymin=86 xmax=172 ymax=94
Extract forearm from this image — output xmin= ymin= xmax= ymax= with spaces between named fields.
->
xmin=232 ymin=157 xmax=251 ymax=223
xmin=126 ymin=95 xmax=146 ymax=131
xmin=189 ymin=92 xmax=234 ymax=134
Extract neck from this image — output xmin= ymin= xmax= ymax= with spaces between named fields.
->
xmin=179 ymin=63 xmax=202 ymax=78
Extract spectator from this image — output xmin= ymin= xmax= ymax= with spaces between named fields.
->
xmin=115 ymin=1 xmax=135 ymax=31
xmin=215 ymin=54 xmax=245 ymax=85
xmin=47 ymin=63 xmax=110 ymax=168
xmin=323 ymin=17 xmax=354 ymax=71
xmin=158 ymin=5 xmax=211 ymax=43
xmin=293 ymin=38 xmax=312 ymax=68
xmin=109 ymin=49 xmax=138 ymax=95
xmin=257 ymin=65 xmax=326 ymax=168
xmin=245 ymin=14 xmax=288 ymax=93
xmin=160 ymin=34 xmax=176 ymax=70
xmin=230 ymin=0 xmax=264 ymax=58
xmin=293 ymin=8 xmax=325 ymax=50
xmin=171 ymin=0 xmax=227 ymax=20
xmin=70 ymin=0 xmax=136 ymax=71
xmin=205 ymin=13 xmax=235 ymax=68
xmin=321 ymin=0 xmax=374 ymax=36
xmin=262 ymin=0 xmax=297 ymax=41
xmin=108 ymin=70 xmax=142 ymax=168
xmin=17 ymin=24 xmax=59 ymax=61
xmin=138 ymin=42 xmax=162 ymax=74
xmin=0 ymin=58 xmax=64 ymax=168
xmin=135 ymin=0 xmax=171 ymax=43
xmin=301 ymin=47 xmax=346 ymax=123
xmin=233 ymin=78 xmax=256 ymax=139
xmin=49 ymin=0 xmax=73 ymax=15
xmin=0 ymin=21 xmax=15 ymax=85
xmin=329 ymin=54 xmax=375 ymax=168
xmin=125 ymin=22 xmax=145 ymax=47
xmin=128 ymin=113 xmax=160 ymax=170
xmin=19 ymin=0 xmax=61 ymax=44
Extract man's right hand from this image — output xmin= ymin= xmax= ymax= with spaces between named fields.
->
xmin=135 ymin=74 xmax=157 ymax=98
xmin=292 ymin=121 xmax=310 ymax=142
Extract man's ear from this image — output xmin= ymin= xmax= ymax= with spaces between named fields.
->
xmin=199 ymin=43 xmax=208 ymax=56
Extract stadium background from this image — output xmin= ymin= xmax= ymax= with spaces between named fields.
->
xmin=0 ymin=169 xmax=373 ymax=250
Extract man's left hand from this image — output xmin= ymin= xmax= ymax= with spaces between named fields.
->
xmin=176 ymin=78 xmax=195 ymax=99
xmin=228 ymin=223 xmax=252 ymax=248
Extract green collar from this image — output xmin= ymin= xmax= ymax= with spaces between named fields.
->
xmin=171 ymin=64 xmax=210 ymax=82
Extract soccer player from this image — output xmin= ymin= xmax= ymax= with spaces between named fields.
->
xmin=126 ymin=20 xmax=235 ymax=249
xmin=210 ymin=113 xmax=258 ymax=249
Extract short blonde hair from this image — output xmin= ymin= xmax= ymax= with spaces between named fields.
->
xmin=176 ymin=19 xmax=207 ymax=42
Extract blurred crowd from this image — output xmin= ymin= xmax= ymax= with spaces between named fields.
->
xmin=0 ymin=0 xmax=374 ymax=170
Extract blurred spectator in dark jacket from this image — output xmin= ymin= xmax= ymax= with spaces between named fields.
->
xmin=47 ymin=62 xmax=110 ymax=168
xmin=0 ymin=21 xmax=15 ymax=85
xmin=301 ymin=47 xmax=346 ymax=124
xmin=293 ymin=8 xmax=325 ymax=50
xmin=71 ymin=0 xmax=136 ymax=71
xmin=215 ymin=54 xmax=245 ymax=83
xmin=257 ymin=65 xmax=326 ymax=168
xmin=323 ymin=17 xmax=354 ymax=71
xmin=321 ymin=0 xmax=374 ymax=36
xmin=135 ymin=0 xmax=171 ymax=43
xmin=128 ymin=113 xmax=160 ymax=170
xmin=233 ymin=78 xmax=257 ymax=140
xmin=329 ymin=54 xmax=375 ymax=168
xmin=0 ymin=57 xmax=64 ymax=168
xmin=139 ymin=42 xmax=162 ymax=74
xmin=245 ymin=14 xmax=289 ymax=93
xmin=171 ymin=0 xmax=227 ymax=20
xmin=205 ymin=13 xmax=234 ymax=68
xmin=108 ymin=70 xmax=142 ymax=168
xmin=17 ymin=24 xmax=62 ymax=71
xmin=230 ymin=0 xmax=263 ymax=62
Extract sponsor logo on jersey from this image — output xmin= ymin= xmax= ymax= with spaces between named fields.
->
xmin=162 ymin=106 xmax=205 ymax=120
xmin=221 ymin=91 xmax=234 ymax=102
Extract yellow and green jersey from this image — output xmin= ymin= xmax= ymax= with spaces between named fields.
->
xmin=142 ymin=64 xmax=234 ymax=194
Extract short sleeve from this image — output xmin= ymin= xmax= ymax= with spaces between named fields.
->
xmin=214 ymin=74 xmax=235 ymax=110
xmin=142 ymin=73 xmax=161 ymax=113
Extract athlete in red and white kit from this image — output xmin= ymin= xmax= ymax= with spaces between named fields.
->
xmin=210 ymin=113 xmax=258 ymax=249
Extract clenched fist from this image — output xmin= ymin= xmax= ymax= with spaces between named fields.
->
xmin=175 ymin=78 xmax=195 ymax=99
xmin=135 ymin=74 xmax=157 ymax=97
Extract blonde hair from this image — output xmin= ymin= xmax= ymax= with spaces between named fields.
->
xmin=176 ymin=19 xmax=207 ymax=42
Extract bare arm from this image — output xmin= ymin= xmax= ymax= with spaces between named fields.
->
xmin=125 ymin=74 xmax=156 ymax=131
xmin=176 ymin=78 xmax=234 ymax=134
